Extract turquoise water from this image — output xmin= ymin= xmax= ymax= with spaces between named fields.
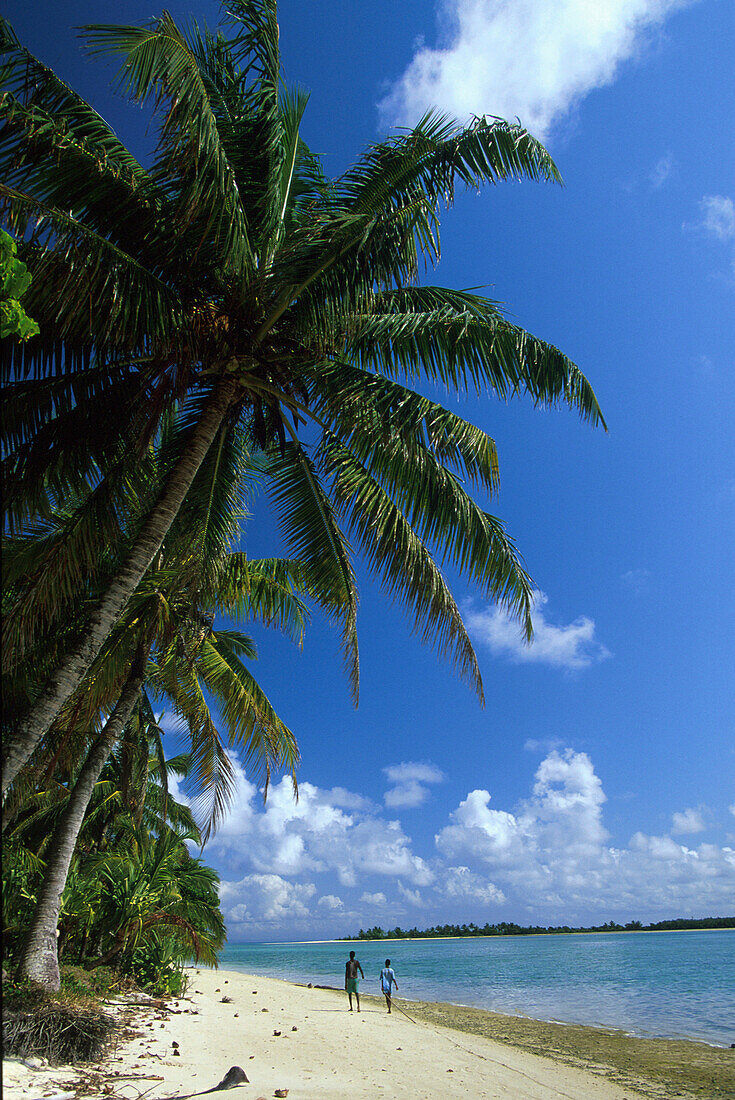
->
xmin=218 ymin=930 xmax=735 ymax=1047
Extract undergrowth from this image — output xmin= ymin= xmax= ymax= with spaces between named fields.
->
xmin=2 ymin=968 xmax=117 ymax=1065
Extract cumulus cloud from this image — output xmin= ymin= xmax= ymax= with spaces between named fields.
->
xmin=671 ymin=808 xmax=706 ymax=835
xmin=380 ymin=0 xmax=694 ymax=137
xmin=204 ymin=748 xmax=734 ymax=936
xmin=219 ymin=874 xmax=316 ymax=928
xmin=202 ymin=755 xmax=433 ymax=889
xmin=318 ymin=894 xmax=344 ymax=910
xmin=360 ymin=891 xmax=387 ymax=906
xmin=466 ymin=590 xmax=610 ymax=670
xmin=436 ymin=750 xmax=735 ymax=918
xmin=442 ymin=865 xmax=506 ymax=904
xmin=384 ymin=761 xmax=445 ymax=808
xmin=437 ymin=788 xmax=525 ymax=865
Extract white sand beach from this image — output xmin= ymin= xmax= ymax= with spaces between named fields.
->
xmin=1 ymin=965 xmax=662 ymax=1100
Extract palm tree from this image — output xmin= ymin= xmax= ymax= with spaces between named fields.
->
xmin=15 ymin=644 xmax=150 ymax=988
xmin=12 ymin=536 xmax=309 ymax=989
xmin=6 ymin=415 xmax=313 ymax=990
xmin=68 ymin=830 xmax=226 ymax=983
xmin=1 ymin=1 xmax=605 ymax=792
xmin=57 ymin=740 xmax=226 ymax=985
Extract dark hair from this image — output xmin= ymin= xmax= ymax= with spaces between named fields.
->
xmin=349 ymin=951 xmax=355 ymax=958
xmin=385 ymin=959 xmax=390 ymax=967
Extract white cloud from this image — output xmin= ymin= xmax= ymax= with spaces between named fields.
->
xmin=524 ymin=737 xmax=563 ymax=753
xmin=688 ymin=195 xmax=735 ymax=277
xmin=438 ymin=788 xmax=526 ymax=865
xmin=380 ymin=0 xmax=694 ymax=138
xmin=318 ymin=894 xmax=344 ymax=910
xmin=649 ymin=153 xmax=673 ymax=189
xmin=437 ymin=750 xmax=608 ymax=869
xmin=384 ymin=761 xmax=445 ymax=808
xmin=202 ymin=756 xmax=433 ymax=889
xmin=467 ymin=590 xmax=610 ymax=670
xmin=397 ymin=882 xmax=426 ymax=907
xmin=219 ymin=874 xmax=316 ymax=927
xmin=442 ymin=865 xmax=506 ymax=904
xmin=204 ymin=749 xmax=735 ymax=936
xmin=436 ymin=750 xmax=735 ymax=919
xmin=698 ymin=195 xmax=735 ymax=241
xmin=360 ymin=891 xmax=387 ymax=906
xmin=671 ymin=808 xmax=706 ymax=835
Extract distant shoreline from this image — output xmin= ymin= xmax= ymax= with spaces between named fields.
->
xmin=237 ymin=924 xmax=734 ymax=948
xmin=340 ymin=926 xmax=735 ymax=943
xmin=338 ymin=916 xmax=735 ymax=942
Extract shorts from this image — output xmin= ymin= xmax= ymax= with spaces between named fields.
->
xmin=346 ymin=978 xmax=358 ymax=994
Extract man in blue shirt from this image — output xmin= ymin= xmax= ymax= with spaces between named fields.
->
xmin=380 ymin=958 xmax=398 ymax=1013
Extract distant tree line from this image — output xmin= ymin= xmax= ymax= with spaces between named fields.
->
xmin=343 ymin=916 xmax=735 ymax=940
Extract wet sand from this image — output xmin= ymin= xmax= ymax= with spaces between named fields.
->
xmin=398 ymin=995 xmax=735 ymax=1099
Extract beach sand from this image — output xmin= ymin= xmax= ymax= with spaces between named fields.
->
xmin=3 ymin=966 xmax=733 ymax=1100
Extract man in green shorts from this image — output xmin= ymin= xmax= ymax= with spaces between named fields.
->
xmin=344 ymin=950 xmax=365 ymax=1012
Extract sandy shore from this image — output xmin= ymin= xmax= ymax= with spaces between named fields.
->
xmin=4 ymin=967 xmax=733 ymax=1100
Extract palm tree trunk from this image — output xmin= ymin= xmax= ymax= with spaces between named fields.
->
xmin=17 ymin=645 xmax=149 ymax=990
xmin=2 ymin=375 xmax=237 ymax=798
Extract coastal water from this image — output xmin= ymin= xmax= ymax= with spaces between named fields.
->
xmin=218 ymin=930 xmax=735 ymax=1047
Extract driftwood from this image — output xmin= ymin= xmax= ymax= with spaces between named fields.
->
xmin=103 ymin=996 xmax=165 ymax=1009
xmin=158 ymin=1065 xmax=249 ymax=1100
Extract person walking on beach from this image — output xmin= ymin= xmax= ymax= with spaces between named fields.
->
xmin=345 ymin=950 xmax=364 ymax=1012
xmin=380 ymin=959 xmax=398 ymax=1013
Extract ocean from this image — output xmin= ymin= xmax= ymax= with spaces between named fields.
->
xmin=217 ymin=929 xmax=735 ymax=1047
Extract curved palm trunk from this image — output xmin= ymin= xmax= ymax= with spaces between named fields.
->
xmin=17 ymin=649 xmax=148 ymax=990
xmin=2 ymin=375 xmax=237 ymax=799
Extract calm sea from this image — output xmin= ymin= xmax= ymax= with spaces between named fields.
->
xmin=217 ymin=930 xmax=735 ymax=1047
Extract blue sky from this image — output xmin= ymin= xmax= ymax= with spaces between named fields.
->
xmin=8 ymin=0 xmax=734 ymax=939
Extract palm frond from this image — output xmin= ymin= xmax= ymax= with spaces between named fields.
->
xmin=311 ymin=358 xmax=501 ymax=493
xmin=318 ymin=435 xmax=487 ymax=699
xmin=345 ymin=286 xmax=606 ymax=424
xmin=265 ymin=439 xmax=359 ymax=700
xmin=197 ymin=630 xmax=298 ymax=784
xmin=341 ymin=111 xmax=561 ymax=221
xmin=82 ymin=14 xmax=255 ymax=277
xmin=0 ymin=18 xmax=163 ymax=258
xmin=320 ymin=429 xmax=534 ymax=639
xmin=0 ymin=184 xmax=183 ymax=359
xmin=215 ymin=554 xmax=310 ymax=642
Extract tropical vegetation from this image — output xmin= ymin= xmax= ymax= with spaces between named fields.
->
xmin=3 ymin=731 xmax=225 ymax=997
xmin=3 ymin=423 xmax=310 ymax=990
xmin=0 ymin=228 xmax=39 ymax=341
xmin=345 ymin=916 xmax=735 ymax=940
xmin=1 ymin=0 xmax=604 ymax=793
xmin=2 ymin=0 xmax=605 ymax=998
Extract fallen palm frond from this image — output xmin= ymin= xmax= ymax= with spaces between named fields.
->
xmin=2 ymin=997 xmax=115 ymax=1064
